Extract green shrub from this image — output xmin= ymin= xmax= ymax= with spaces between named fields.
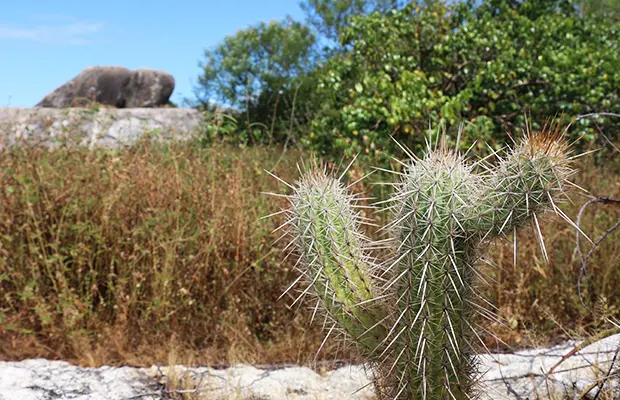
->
xmin=307 ymin=0 xmax=620 ymax=164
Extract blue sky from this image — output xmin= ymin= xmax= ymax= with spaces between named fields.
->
xmin=0 ymin=0 xmax=305 ymax=107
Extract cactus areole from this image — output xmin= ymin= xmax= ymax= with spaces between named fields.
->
xmin=273 ymin=124 xmax=573 ymax=399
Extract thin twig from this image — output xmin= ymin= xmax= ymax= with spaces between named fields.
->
xmin=547 ymin=328 xmax=620 ymax=376
xmin=574 ymin=112 xmax=620 ymax=154
xmin=498 ymin=364 xmax=526 ymax=400
xmin=593 ymin=123 xmax=620 ymax=154
xmin=591 ymin=346 xmax=619 ymax=400
xmin=575 ymin=112 xmax=620 ymax=120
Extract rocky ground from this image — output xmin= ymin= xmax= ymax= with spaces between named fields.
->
xmin=0 ymin=107 xmax=205 ymax=148
xmin=1 ymin=334 xmax=618 ymax=400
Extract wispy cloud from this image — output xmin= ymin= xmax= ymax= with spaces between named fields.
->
xmin=0 ymin=16 xmax=104 ymax=45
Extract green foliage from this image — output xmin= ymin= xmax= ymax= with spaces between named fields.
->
xmin=280 ymin=128 xmax=574 ymax=398
xmin=579 ymin=0 xmax=620 ymax=21
xmin=307 ymin=0 xmax=620 ymax=164
xmin=300 ymin=0 xmax=405 ymax=42
xmin=198 ymin=107 xmax=265 ymax=147
xmin=194 ymin=17 xmax=318 ymax=144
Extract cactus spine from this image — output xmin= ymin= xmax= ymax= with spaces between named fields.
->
xmin=274 ymin=124 xmax=573 ymax=399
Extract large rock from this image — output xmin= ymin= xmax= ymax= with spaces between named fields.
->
xmin=123 ymin=69 xmax=175 ymax=108
xmin=0 ymin=334 xmax=618 ymax=399
xmin=0 ymin=107 xmax=205 ymax=148
xmin=36 ymin=67 xmax=175 ymax=108
xmin=36 ymin=66 xmax=131 ymax=108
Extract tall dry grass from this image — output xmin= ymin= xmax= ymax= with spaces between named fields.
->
xmin=0 ymin=141 xmax=338 ymax=366
xmin=0 ymin=139 xmax=617 ymax=366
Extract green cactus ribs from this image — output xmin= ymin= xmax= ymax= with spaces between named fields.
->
xmin=267 ymin=121 xmax=574 ymax=400
xmin=268 ymin=161 xmax=389 ymax=359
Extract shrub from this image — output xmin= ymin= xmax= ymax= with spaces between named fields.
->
xmin=307 ymin=0 xmax=620 ymax=164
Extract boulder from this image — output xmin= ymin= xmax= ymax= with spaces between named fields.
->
xmin=36 ymin=66 xmax=131 ymax=108
xmin=36 ymin=67 xmax=175 ymax=108
xmin=124 ymin=69 xmax=175 ymax=108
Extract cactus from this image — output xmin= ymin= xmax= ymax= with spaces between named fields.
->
xmin=271 ymin=122 xmax=573 ymax=399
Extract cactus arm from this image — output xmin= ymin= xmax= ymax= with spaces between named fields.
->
xmin=289 ymin=170 xmax=388 ymax=357
xmin=467 ymin=130 xmax=573 ymax=241
xmin=381 ymin=130 xmax=572 ymax=399
xmin=276 ymin=123 xmax=573 ymax=400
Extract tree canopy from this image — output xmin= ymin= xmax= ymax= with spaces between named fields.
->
xmin=305 ymin=0 xmax=620 ymax=162
xmin=300 ymin=0 xmax=405 ymax=42
xmin=193 ymin=0 xmax=619 ymax=161
xmin=195 ymin=17 xmax=316 ymax=110
xmin=194 ymin=17 xmax=318 ymax=144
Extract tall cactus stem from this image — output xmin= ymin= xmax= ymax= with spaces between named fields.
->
xmin=270 ymin=121 xmax=574 ymax=399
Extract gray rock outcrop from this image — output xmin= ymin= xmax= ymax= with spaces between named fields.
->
xmin=36 ymin=67 xmax=132 ymax=108
xmin=0 ymin=107 xmax=205 ymax=148
xmin=123 ymin=69 xmax=175 ymax=108
xmin=36 ymin=67 xmax=175 ymax=108
xmin=0 ymin=334 xmax=617 ymax=400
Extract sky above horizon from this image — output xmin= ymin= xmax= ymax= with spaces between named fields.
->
xmin=0 ymin=0 xmax=306 ymax=107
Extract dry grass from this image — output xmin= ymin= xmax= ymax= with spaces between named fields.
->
xmin=0 ymin=139 xmax=617 ymax=367
xmin=0 ymin=140 xmax=340 ymax=366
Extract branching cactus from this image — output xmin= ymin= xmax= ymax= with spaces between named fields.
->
xmin=270 ymin=123 xmax=574 ymax=399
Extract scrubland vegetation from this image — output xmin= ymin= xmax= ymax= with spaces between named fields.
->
xmin=0 ymin=0 xmax=618 ymax=374
xmin=0 ymin=138 xmax=616 ymax=366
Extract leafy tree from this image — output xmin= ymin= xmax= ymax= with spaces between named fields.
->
xmin=307 ymin=0 xmax=620 ymax=164
xmin=194 ymin=17 xmax=318 ymax=144
xmin=300 ymin=0 xmax=405 ymax=42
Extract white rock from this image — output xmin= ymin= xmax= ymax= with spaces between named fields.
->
xmin=0 ymin=358 xmax=160 ymax=400
xmin=0 ymin=334 xmax=617 ymax=399
xmin=478 ymin=333 xmax=620 ymax=399
xmin=0 ymin=107 xmax=205 ymax=149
